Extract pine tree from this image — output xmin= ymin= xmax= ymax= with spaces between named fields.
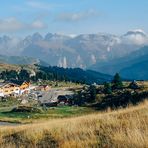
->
xmin=19 ymin=69 xmax=30 ymax=81
xmin=112 ymin=73 xmax=123 ymax=89
xmin=104 ymin=82 xmax=112 ymax=94
xmin=89 ymin=84 xmax=97 ymax=102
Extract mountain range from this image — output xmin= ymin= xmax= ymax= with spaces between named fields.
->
xmin=0 ymin=29 xmax=147 ymax=68
xmin=0 ymin=29 xmax=148 ymax=80
xmin=91 ymin=46 xmax=148 ymax=80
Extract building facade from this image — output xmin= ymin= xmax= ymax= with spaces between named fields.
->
xmin=0 ymin=81 xmax=30 ymax=97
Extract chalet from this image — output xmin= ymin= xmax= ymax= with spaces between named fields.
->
xmin=11 ymin=80 xmax=30 ymax=94
xmin=6 ymin=80 xmax=30 ymax=95
xmin=0 ymin=83 xmax=20 ymax=97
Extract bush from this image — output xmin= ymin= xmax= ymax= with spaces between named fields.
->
xmin=11 ymin=106 xmax=43 ymax=113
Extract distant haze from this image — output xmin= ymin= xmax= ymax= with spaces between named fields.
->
xmin=0 ymin=29 xmax=148 ymax=69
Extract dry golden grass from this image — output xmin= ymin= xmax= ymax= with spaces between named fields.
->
xmin=0 ymin=63 xmax=20 ymax=72
xmin=0 ymin=63 xmax=37 ymax=73
xmin=0 ymin=101 xmax=148 ymax=148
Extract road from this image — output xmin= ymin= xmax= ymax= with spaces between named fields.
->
xmin=0 ymin=122 xmax=20 ymax=126
xmin=39 ymin=88 xmax=74 ymax=104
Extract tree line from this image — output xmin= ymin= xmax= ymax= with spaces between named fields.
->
xmin=0 ymin=65 xmax=112 ymax=84
xmin=0 ymin=69 xmax=70 ymax=82
xmin=73 ymin=73 xmax=123 ymax=106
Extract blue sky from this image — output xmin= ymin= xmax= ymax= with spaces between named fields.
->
xmin=0 ymin=0 xmax=148 ymax=36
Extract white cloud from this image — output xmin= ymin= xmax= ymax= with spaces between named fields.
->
xmin=26 ymin=1 xmax=51 ymax=10
xmin=126 ymin=35 xmax=147 ymax=45
xmin=56 ymin=9 xmax=99 ymax=22
xmin=122 ymin=29 xmax=148 ymax=45
xmin=31 ymin=20 xmax=47 ymax=29
xmin=0 ymin=17 xmax=47 ymax=33
xmin=26 ymin=1 xmax=63 ymax=10
xmin=0 ymin=18 xmax=23 ymax=32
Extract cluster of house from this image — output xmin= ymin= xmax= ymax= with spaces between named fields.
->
xmin=0 ymin=80 xmax=30 ymax=97
xmin=0 ymin=79 xmax=52 ymax=98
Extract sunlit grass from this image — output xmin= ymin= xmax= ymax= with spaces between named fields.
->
xmin=0 ymin=101 xmax=147 ymax=148
xmin=0 ymin=106 xmax=95 ymax=123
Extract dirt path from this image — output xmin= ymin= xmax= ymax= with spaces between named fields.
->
xmin=0 ymin=121 xmax=20 ymax=126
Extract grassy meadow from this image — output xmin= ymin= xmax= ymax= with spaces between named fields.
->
xmin=0 ymin=100 xmax=147 ymax=148
xmin=0 ymin=100 xmax=95 ymax=123
xmin=0 ymin=79 xmax=148 ymax=147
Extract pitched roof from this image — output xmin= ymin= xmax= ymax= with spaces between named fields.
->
xmin=0 ymin=82 xmax=19 ymax=88
xmin=7 ymin=80 xmax=29 ymax=86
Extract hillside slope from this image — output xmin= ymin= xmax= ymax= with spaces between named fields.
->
xmin=0 ymin=63 xmax=112 ymax=84
xmin=39 ymin=66 xmax=113 ymax=84
xmin=90 ymin=46 xmax=148 ymax=80
xmin=0 ymin=101 xmax=147 ymax=148
xmin=0 ymin=30 xmax=146 ymax=68
xmin=0 ymin=55 xmax=48 ymax=66
xmin=0 ymin=63 xmax=38 ymax=74
xmin=119 ymin=60 xmax=148 ymax=80
xmin=0 ymin=63 xmax=20 ymax=72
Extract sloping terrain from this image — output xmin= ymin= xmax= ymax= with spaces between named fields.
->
xmin=0 ymin=63 xmax=112 ymax=84
xmin=90 ymin=46 xmax=148 ymax=80
xmin=0 ymin=101 xmax=147 ymax=148
xmin=0 ymin=30 xmax=147 ymax=68
xmin=119 ymin=60 xmax=148 ymax=80
xmin=39 ymin=66 xmax=113 ymax=84
xmin=0 ymin=55 xmax=48 ymax=66
xmin=0 ymin=63 xmax=38 ymax=74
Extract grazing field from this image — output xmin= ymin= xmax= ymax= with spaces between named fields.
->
xmin=0 ymin=63 xmax=19 ymax=72
xmin=0 ymin=63 xmax=37 ymax=73
xmin=0 ymin=101 xmax=147 ymax=148
xmin=0 ymin=105 xmax=95 ymax=123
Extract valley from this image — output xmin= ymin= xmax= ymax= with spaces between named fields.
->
xmin=1 ymin=1 xmax=148 ymax=147
xmin=0 ymin=31 xmax=148 ymax=81
xmin=0 ymin=30 xmax=146 ymax=68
